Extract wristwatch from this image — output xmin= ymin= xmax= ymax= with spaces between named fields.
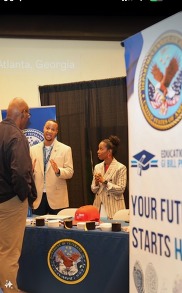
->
xmin=103 ymin=180 xmax=108 ymax=185
xmin=55 ymin=169 xmax=60 ymax=177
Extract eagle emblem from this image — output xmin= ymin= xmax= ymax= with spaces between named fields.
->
xmin=149 ymin=56 xmax=182 ymax=115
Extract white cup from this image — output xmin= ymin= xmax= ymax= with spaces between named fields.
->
xmin=47 ymin=220 xmax=60 ymax=227
xmin=77 ymin=222 xmax=86 ymax=230
xmin=99 ymin=223 xmax=112 ymax=232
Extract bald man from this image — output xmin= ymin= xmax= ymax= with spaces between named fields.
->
xmin=0 ymin=98 xmax=37 ymax=293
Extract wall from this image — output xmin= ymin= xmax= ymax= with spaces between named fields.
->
xmin=0 ymin=38 xmax=126 ymax=118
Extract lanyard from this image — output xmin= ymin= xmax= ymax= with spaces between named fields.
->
xmin=43 ymin=145 xmax=53 ymax=173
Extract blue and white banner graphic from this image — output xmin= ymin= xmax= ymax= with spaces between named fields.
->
xmin=1 ymin=105 xmax=56 ymax=146
xmin=123 ymin=12 xmax=182 ymax=293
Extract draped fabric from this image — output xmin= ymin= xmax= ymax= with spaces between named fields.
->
xmin=39 ymin=77 xmax=129 ymax=208
xmin=18 ymin=227 xmax=129 ymax=293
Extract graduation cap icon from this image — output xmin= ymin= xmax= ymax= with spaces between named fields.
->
xmin=131 ymin=150 xmax=158 ymax=176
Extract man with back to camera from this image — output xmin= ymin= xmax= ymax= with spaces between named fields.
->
xmin=30 ymin=119 xmax=74 ymax=215
xmin=0 ymin=97 xmax=37 ymax=293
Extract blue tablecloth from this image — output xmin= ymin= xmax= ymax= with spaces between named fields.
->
xmin=18 ymin=223 xmax=129 ymax=293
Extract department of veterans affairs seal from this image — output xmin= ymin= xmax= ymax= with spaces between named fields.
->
xmin=133 ymin=260 xmax=145 ymax=293
xmin=138 ymin=31 xmax=182 ymax=131
xmin=23 ymin=128 xmax=44 ymax=146
xmin=47 ymin=239 xmax=89 ymax=285
xmin=145 ymin=263 xmax=158 ymax=293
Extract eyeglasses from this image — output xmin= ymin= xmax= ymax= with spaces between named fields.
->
xmin=22 ymin=109 xmax=31 ymax=118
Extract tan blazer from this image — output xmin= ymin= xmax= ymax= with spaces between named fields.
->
xmin=30 ymin=140 xmax=74 ymax=209
xmin=91 ymin=158 xmax=126 ymax=219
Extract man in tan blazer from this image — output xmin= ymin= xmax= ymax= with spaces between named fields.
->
xmin=30 ymin=119 xmax=74 ymax=215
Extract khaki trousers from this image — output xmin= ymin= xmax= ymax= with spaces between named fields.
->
xmin=0 ymin=196 xmax=28 ymax=293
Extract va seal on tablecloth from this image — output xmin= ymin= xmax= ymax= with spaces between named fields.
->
xmin=133 ymin=260 xmax=144 ymax=293
xmin=145 ymin=263 xmax=158 ymax=293
xmin=138 ymin=31 xmax=182 ymax=131
xmin=47 ymin=239 xmax=89 ymax=284
xmin=23 ymin=128 xmax=44 ymax=146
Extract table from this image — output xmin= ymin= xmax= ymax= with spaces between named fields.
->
xmin=17 ymin=223 xmax=129 ymax=293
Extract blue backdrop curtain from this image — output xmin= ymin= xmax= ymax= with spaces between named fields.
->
xmin=39 ymin=77 xmax=129 ymax=209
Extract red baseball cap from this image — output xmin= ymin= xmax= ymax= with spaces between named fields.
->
xmin=73 ymin=205 xmax=100 ymax=224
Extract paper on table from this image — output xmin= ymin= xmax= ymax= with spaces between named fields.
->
xmin=35 ymin=214 xmax=73 ymax=221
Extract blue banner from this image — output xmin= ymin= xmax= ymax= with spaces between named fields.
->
xmin=1 ymin=106 xmax=56 ymax=146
